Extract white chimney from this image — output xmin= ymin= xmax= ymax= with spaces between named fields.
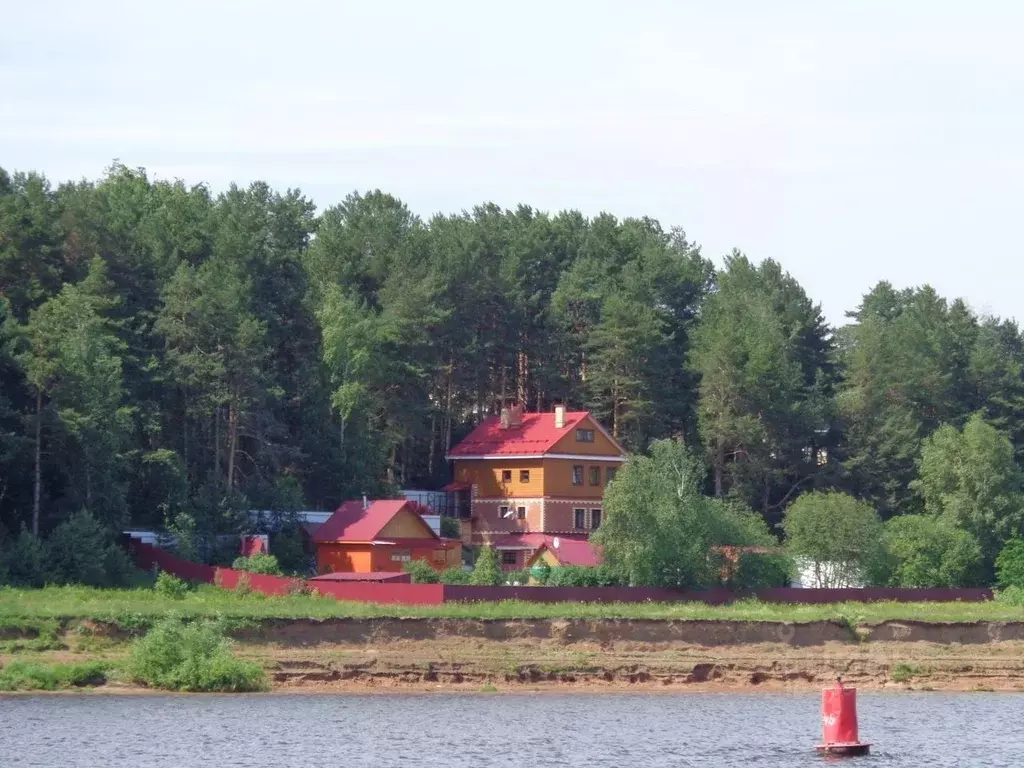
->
xmin=362 ymin=495 xmax=368 ymax=510
xmin=554 ymin=405 xmax=566 ymax=429
xmin=500 ymin=407 xmax=511 ymax=429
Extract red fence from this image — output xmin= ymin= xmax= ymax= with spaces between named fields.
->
xmin=129 ymin=542 xmax=993 ymax=606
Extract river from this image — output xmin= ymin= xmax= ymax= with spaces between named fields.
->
xmin=2 ymin=692 xmax=1022 ymax=767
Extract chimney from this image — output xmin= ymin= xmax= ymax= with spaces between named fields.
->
xmin=554 ymin=404 xmax=566 ymax=429
xmin=362 ymin=494 xmax=368 ymax=510
xmin=500 ymin=407 xmax=511 ymax=429
xmin=509 ymin=404 xmax=523 ymax=428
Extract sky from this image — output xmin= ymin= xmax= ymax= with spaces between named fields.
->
xmin=3 ymin=0 xmax=1022 ymax=325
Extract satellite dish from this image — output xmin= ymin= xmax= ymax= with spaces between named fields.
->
xmin=552 ymin=537 xmax=560 ymax=549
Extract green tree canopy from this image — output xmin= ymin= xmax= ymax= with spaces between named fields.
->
xmin=883 ymin=515 xmax=983 ymax=588
xmin=783 ymin=491 xmax=886 ymax=587
xmin=913 ymin=413 xmax=1024 ymax=564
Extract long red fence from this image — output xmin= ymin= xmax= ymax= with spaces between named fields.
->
xmin=129 ymin=542 xmax=993 ymax=606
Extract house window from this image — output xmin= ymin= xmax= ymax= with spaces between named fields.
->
xmin=390 ymin=549 xmax=412 ymax=563
xmin=502 ymin=550 xmax=518 ymax=566
xmin=517 ymin=506 xmax=527 ymax=520
xmin=574 ymin=508 xmax=586 ymax=529
xmin=520 ymin=469 xmax=530 ymax=483
xmin=590 ymin=509 xmax=602 ymax=530
xmin=500 ymin=505 xmax=513 ymax=519
xmin=572 ymin=465 xmax=584 ymax=486
xmin=589 ymin=466 xmax=601 ymax=486
xmin=501 ymin=469 xmax=512 ymax=483
xmin=576 ymin=428 xmax=595 ymax=443
xmin=606 ymin=467 xmax=617 ymax=484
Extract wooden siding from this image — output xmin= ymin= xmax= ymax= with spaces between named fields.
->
xmin=316 ymin=544 xmax=373 ymax=574
xmin=317 ymin=542 xmax=459 ymax=574
xmin=550 ymin=415 xmax=624 ymax=457
xmin=378 ymin=507 xmax=436 ymax=539
xmin=454 ymin=458 xmax=544 ymax=498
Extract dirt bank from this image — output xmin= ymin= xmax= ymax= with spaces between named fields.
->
xmin=6 ymin=618 xmax=1024 ymax=693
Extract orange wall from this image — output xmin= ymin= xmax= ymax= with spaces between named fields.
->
xmin=543 ymin=458 xmax=616 ymax=498
xmin=316 ymin=544 xmax=373 ymax=574
xmin=317 ymin=543 xmax=460 ymax=574
xmin=454 ymin=458 xmax=544 ymax=499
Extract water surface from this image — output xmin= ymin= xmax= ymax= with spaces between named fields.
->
xmin=2 ymin=692 xmax=1021 ymax=767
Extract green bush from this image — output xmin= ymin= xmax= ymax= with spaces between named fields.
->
xmin=504 ymin=569 xmax=534 ymax=586
xmin=546 ymin=565 xmax=621 ymax=587
xmin=1 ymin=527 xmax=51 ymax=587
xmin=126 ymin=617 xmax=268 ymax=692
xmin=231 ymin=553 xmax=282 ymax=575
xmin=996 ymin=539 xmax=1024 ymax=589
xmin=529 ymin=559 xmax=552 ymax=585
xmin=270 ymin=526 xmax=309 ymax=574
xmin=403 ymin=560 xmax=441 ymax=583
xmin=439 ymin=566 xmax=471 ymax=585
xmin=439 ymin=516 xmax=461 ymax=539
xmin=47 ymin=511 xmax=135 ymax=587
xmin=0 ymin=660 xmax=109 ymax=691
xmin=884 ymin=515 xmax=983 ymax=588
xmin=154 ymin=571 xmax=189 ymax=599
xmin=995 ymin=585 xmax=1024 ymax=606
xmin=732 ymin=552 xmax=794 ymax=589
xmin=469 ymin=546 xmax=502 ymax=586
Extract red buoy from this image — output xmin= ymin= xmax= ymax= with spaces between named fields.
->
xmin=815 ymin=678 xmax=870 ymax=756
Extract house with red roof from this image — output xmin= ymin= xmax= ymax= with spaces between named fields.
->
xmin=444 ymin=404 xmax=626 ymax=570
xmin=312 ymin=498 xmax=461 ymax=575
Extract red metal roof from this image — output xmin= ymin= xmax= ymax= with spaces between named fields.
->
xmin=313 ymin=500 xmax=438 ymax=544
xmin=440 ymin=481 xmax=471 ymax=491
xmin=483 ymin=533 xmax=601 ymax=567
xmin=310 ymin=571 xmax=412 ymax=583
xmin=447 ymin=410 xmax=592 ymax=457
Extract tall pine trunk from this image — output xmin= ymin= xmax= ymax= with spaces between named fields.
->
xmin=32 ymin=389 xmax=42 ymax=536
xmin=227 ymin=397 xmax=238 ymax=491
xmin=714 ymin=435 xmax=725 ymax=497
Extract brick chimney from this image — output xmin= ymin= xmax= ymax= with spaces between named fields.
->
xmin=509 ymin=404 xmax=523 ymax=428
xmin=554 ymin=404 xmax=566 ymax=429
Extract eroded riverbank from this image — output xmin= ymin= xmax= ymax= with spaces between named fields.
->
xmin=5 ymin=617 xmax=1024 ymax=693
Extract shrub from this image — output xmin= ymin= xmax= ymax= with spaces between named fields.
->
xmin=469 ymin=546 xmax=502 ymax=586
xmin=732 ymin=551 xmax=794 ymax=589
xmin=154 ymin=571 xmax=189 ymax=599
xmin=884 ymin=515 xmax=983 ymax=588
xmin=231 ymin=553 xmax=282 ymax=575
xmin=529 ymin=559 xmax=552 ymax=585
xmin=439 ymin=516 xmax=461 ymax=539
xmin=270 ymin=525 xmax=309 ymax=574
xmin=233 ymin=573 xmax=253 ymax=596
xmin=47 ymin=511 xmax=135 ymax=587
xmin=504 ymin=569 xmax=534 ymax=586
xmin=995 ymin=585 xmax=1024 ymax=606
xmin=547 ymin=565 xmax=621 ymax=587
xmin=1 ymin=527 xmax=51 ymax=587
xmin=0 ymin=660 xmax=109 ymax=691
xmin=439 ymin=566 xmax=471 ymax=585
xmin=403 ymin=560 xmax=440 ymax=584
xmin=996 ymin=539 xmax=1024 ymax=589
xmin=126 ymin=617 xmax=268 ymax=692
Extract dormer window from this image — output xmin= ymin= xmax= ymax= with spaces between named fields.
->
xmin=576 ymin=428 xmax=595 ymax=443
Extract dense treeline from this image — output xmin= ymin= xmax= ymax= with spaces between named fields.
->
xmin=3 ymin=163 xmax=1024 ymax=561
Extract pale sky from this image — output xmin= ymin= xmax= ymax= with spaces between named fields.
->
xmin=3 ymin=1 xmax=1021 ymax=325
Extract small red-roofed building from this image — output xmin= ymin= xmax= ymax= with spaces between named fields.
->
xmin=312 ymin=498 xmax=462 ymax=575
xmin=446 ymin=405 xmax=626 ymax=570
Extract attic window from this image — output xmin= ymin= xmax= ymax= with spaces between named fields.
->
xmin=576 ymin=428 xmax=595 ymax=443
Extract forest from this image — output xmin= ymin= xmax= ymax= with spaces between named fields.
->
xmin=2 ymin=163 xmax=1024 ymax=577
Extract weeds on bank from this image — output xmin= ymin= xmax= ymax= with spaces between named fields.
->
xmin=0 ymin=660 xmax=109 ymax=691
xmin=125 ymin=616 xmax=268 ymax=692
xmin=1 ymin=585 xmax=1023 ymax=625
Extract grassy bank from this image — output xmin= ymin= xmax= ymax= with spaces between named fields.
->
xmin=2 ymin=585 xmax=1023 ymax=625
